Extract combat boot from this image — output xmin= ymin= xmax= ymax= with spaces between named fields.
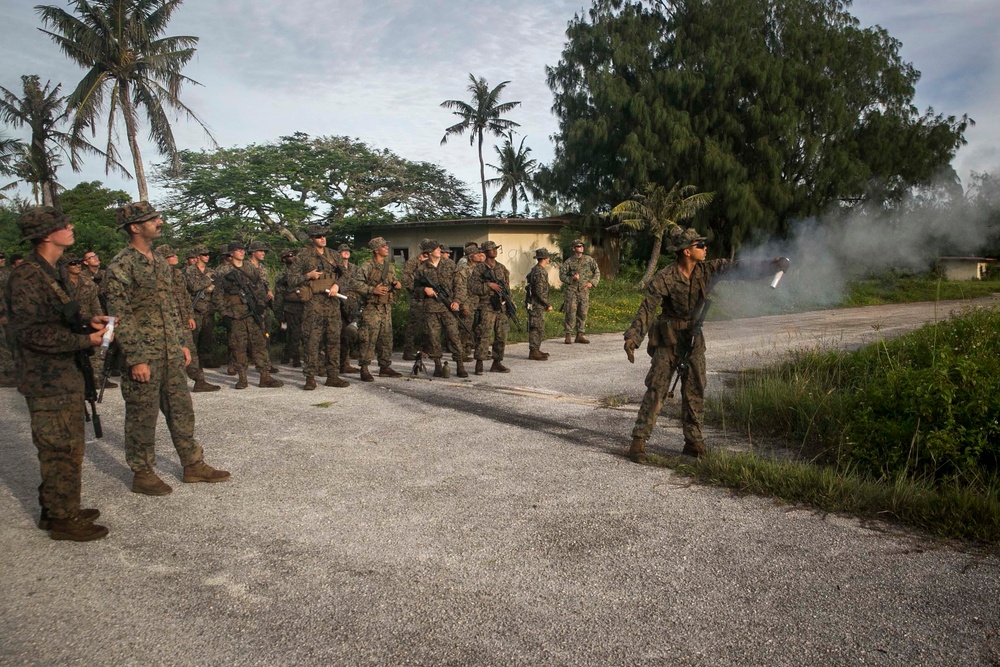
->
xmin=627 ymin=436 xmax=648 ymax=464
xmin=341 ymin=360 xmax=360 ymax=374
xmin=186 ymin=366 xmax=199 ymax=381
xmin=528 ymin=349 xmax=547 ymax=361
xmin=682 ymin=441 xmax=707 ymax=459
xmin=360 ymin=365 xmax=375 ymax=382
xmin=192 ymin=377 xmax=221 ymax=392
xmin=259 ymin=371 xmax=284 ymax=388
xmin=489 ymin=360 xmax=510 ymax=373
xmin=291 ymin=356 xmax=301 ymax=368
xmin=235 ymin=371 xmax=248 ymax=390
xmin=575 ymin=334 xmax=590 ymax=344
xmin=132 ymin=469 xmax=173 ymax=496
xmin=564 ymin=334 xmax=573 ymax=344
xmin=433 ymin=359 xmax=444 ymax=377
xmin=48 ymin=515 xmax=109 ymax=542
xmin=325 ymin=373 xmax=350 ymax=388
xmin=303 ymin=375 xmax=317 ymax=390
xmin=379 ymin=366 xmax=402 ymax=378
xmin=183 ymin=461 xmax=231 ymax=483
xmin=456 ymin=360 xmax=468 ymax=378
xmin=474 ymin=360 xmax=484 ymax=375
xmin=39 ymin=507 xmax=100 ymax=531
xmin=226 ymin=363 xmax=237 ymax=376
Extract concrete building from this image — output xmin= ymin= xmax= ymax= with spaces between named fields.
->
xmin=937 ymin=256 xmax=995 ymax=281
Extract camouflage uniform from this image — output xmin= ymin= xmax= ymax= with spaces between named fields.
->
xmin=335 ymin=246 xmax=360 ymax=371
xmin=413 ymin=245 xmax=467 ymax=369
xmin=526 ymin=251 xmax=552 ymax=355
xmin=288 ymin=239 xmax=348 ymax=385
xmin=65 ymin=272 xmax=104 ymax=322
xmin=470 ymin=255 xmax=512 ymax=364
xmin=184 ymin=252 xmax=218 ymax=367
xmin=0 ymin=260 xmax=15 ymax=384
xmin=273 ymin=254 xmax=305 ymax=366
xmin=352 ymin=238 xmax=399 ymax=373
xmin=559 ymin=243 xmax=601 ymax=338
xmin=401 ymin=253 xmax=427 ymax=358
xmin=218 ymin=259 xmax=273 ymax=380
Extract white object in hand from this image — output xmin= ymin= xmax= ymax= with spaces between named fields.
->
xmin=770 ymin=271 xmax=784 ymax=289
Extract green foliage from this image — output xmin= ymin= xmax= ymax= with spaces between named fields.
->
xmin=60 ymin=181 xmax=130 ymax=259
xmin=485 ymin=132 xmax=541 ymax=216
xmin=154 ymin=133 xmax=476 ymax=247
xmin=541 ymin=0 xmax=970 ymax=253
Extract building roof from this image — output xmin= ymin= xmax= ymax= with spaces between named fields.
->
xmin=938 ymin=256 xmax=996 ymax=262
xmin=357 ymin=216 xmax=575 ymax=230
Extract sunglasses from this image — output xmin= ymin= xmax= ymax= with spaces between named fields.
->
xmin=693 ymin=241 xmax=707 ymax=249
xmin=67 ymin=260 xmax=82 ymax=266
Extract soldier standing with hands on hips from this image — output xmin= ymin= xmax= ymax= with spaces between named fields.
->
xmin=7 ymin=207 xmax=111 ymax=541
xmin=105 ymin=202 xmax=231 ymax=496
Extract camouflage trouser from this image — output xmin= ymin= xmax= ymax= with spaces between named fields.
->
xmin=527 ymin=307 xmax=546 ymax=352
xmin=425 ymin=308 xmax=464 ymax=361
xmin=282 ymin=303 xmax=304 ymax=362
xmin=358 ymin=303 xmax=394 ymax=368
xmin=27 ymin=393 xmax=85 ymax=520
xmin=122 ymin=353 xmax=204 ymax=473
xmin=475 ymin=309 xmax=509 ymax=362
xmin=403 ymin=299 xmax=426 ymax=356
xmin=459 ymin=309 xmax=475 ymax=357
xmin=563 ymin=287 xmax=590 ymax=335
xmin=631 ymin=335 xmax=707 ymax=446
xmin=340 ymin=297 xmax=359 ymax=366
xmin=0 ymin=320 xmax=14 ymax=381
xmin=302 ymin=298 xmax=341 ymax=377
xmin=193 ymin=310 xmax=215 ymax=363
xmin=228 ymin=316 xmax=270 ymax=372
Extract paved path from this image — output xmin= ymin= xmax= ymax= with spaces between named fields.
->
xmin=1 ymin=298 xmax=997 ymax=665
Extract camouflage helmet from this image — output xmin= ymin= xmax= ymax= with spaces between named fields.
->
xmin=480 ymin=240 xmax=499 ymax=251
xmin=305 ymin=225 xmax=327 ymax=238
xmin=669 ymin=226 xmax=707 ymax=252
xmin=571 ymin=238 xmax=585 ymax=248
xmin=337 ymin=243 xmax=352 ymax=252
xmin=62 ymin=252 xmax=81 ymax=265
xmin=419 ymin=238 xmax=438 ymax=253
xmin=116 ymin=201 xmax=160 ymax=228
xmin=219 ymin=244 xmax=232 ymax=257
xmin=17 ymin=206 xmax=71 ymax=241
xmin=154 ymin=244 xmax=177 ymax=258
xmin=228 ymin=240 xmax=246 ymax=253
xmin=534 ymin=248 xmax=551 ymax=260
xmin=186 ymin=245 xmax=208 ymax=259
xmin=368 ymin=236 xmax=388 ymax=251
xmin=248 ymin=241 xmax=269 ymax=252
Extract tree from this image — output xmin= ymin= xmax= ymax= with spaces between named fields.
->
xmin=36 ymin=0 xmax=214 ymax=201
xmin=485 ymin=132 xmax=541 ymax=216
xmin=541 ymin=0 xmax=970 ymax=253
xmin=154 ymin=133 xmax=477 ymax=247
xmin=611 ymin=182 xmax=714 ymax=285
xmin=440 ymin=74 xmax=521 ymax=216
xmin=60 ymin=180 xmax=132 ymax=258
xmin=0 ymin=75 xmax=113 ymax=207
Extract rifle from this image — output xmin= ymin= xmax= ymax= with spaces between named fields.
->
xmin=66 ymin=302 xmax=102 ymax=438
xmin=228 ymin=267 xmax=267 ymax=332
xmin=667 ymin=298 xmax=712 ymax=399
xmin=481 ymin=264 xmax=521 ymax=330
xmin=411 ymin=351 xmax=428 ymax=377
xmin=191 ymin=287 xmax=208 ymax=312
xmin=97 ymin=342 xmax=120 ymax=403
xmin=415 ymin=273 xmax=474 ymax=337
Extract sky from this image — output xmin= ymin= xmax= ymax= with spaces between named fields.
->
xmin=2 ymin=0 xmax=999 ymax=210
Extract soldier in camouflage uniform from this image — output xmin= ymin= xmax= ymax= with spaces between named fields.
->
xmin=413 ymin=238 xmax=469 ymax=378
xmin=289 ymin=226 xmax=350 ymax=390
xmin=335 ymin=243 xmax=361 ymax=374
xmin=559 ymin=238 xmax=600 ymax=344
xmin=526 ymin=248 xmax=554 ymax=361
xmin=624 ymin=227 xmax=788 ymax=462
xmin=273 ymin=249 xmax=305 ymax=367
xmin=469 ymin=240 xmax=512 ymax=374
xmin=0 ymin=252 xmax=16 ymax=386
xmin=183 ymin=246 xmax=219 ymax=369
xmin=351 ymin=236 xmax=403 ymax=382
xmin=455 ymin=242 xmax=482 ymax=360
xmin=7 ymin=207 xmax=111 ymax=540
xmin=217 ymin=241 xmax=283 ymax=390
xmin=157 ymin=245 xmax=220 ymax=392
xmin=401 ymin=245 xmax=431 ymax=360
xmin=106 ymin=201 xmax=231 ymax=495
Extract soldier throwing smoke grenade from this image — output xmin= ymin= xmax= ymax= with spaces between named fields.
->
xmin=624 ymin=227 xmax=789 ymax=463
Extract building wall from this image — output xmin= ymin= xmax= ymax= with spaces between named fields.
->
xmin=940 ymin=259 xmax=991 ymax=281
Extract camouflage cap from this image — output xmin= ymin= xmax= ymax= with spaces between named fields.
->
xmin=305 ymin=225 xmax=327 ymax=238
xmin=419 ymin=238 xmax=438 ymax=253
xmin=571 ymin=238 xmax=585 ymax=247
xmin=368 ymin=236 xmax=388 ymax=251
xmin=669 ymin=226 xmax=707 ymax=252
xmin=281 ymin=249 xmax=297 ymax=259
xmin=18 ymin=206 xmax=71 ymax=241
xmin=337 ymin=243 xmax=352 ymax=252
xmin=439 ymin=244 xmax=451 ymax=253
xmin=219 ymin=244 xmax=232 ymax=257
xmin=62 ymin=252 xmax=81 ymax=265
xmin=248 ymin=241 xmax=269 ymax=252
xmin=534 ymin=248 xmax=550 ymax=260
xmin=154 ymin=244 xmax=177 ymax=258
xmin=116 ymin=201 xmax=160 ymax=227
xmin=228 ymin=241 xmax=246 ymax=252
xmin=480 ymin=240 xmax=499 ymax=251
xmin=464 ymin=241 xmax=480 ymax=254
xmin=186 ymin=245 xmax=208 ymax=258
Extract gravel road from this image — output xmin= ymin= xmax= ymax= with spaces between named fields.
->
xmin=1 ymin=298 xmax=997 ymax=666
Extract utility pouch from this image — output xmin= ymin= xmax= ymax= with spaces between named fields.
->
xmin=311 ymin=278 xmax=335 ymax=294
xmin=285 ymin=285 xmax=311 ymax=303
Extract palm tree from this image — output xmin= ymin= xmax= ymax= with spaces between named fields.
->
xmin=0 ymin=75 xmax=113 ymax=207
xmin=485 ymin=132 xmax=541 ymax=216
xmin=611 ymin=182 xmax=715 ymax=286
xmin=440 ymin=73 xmax=521 ymax=216
xmin=36 ymin=0 xmax=215 ymax=201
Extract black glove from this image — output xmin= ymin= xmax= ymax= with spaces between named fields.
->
xmin=773 ymin=257 xmax=790 ymax=272
xmin=624 ymin=339 xmax=637 ymax=364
